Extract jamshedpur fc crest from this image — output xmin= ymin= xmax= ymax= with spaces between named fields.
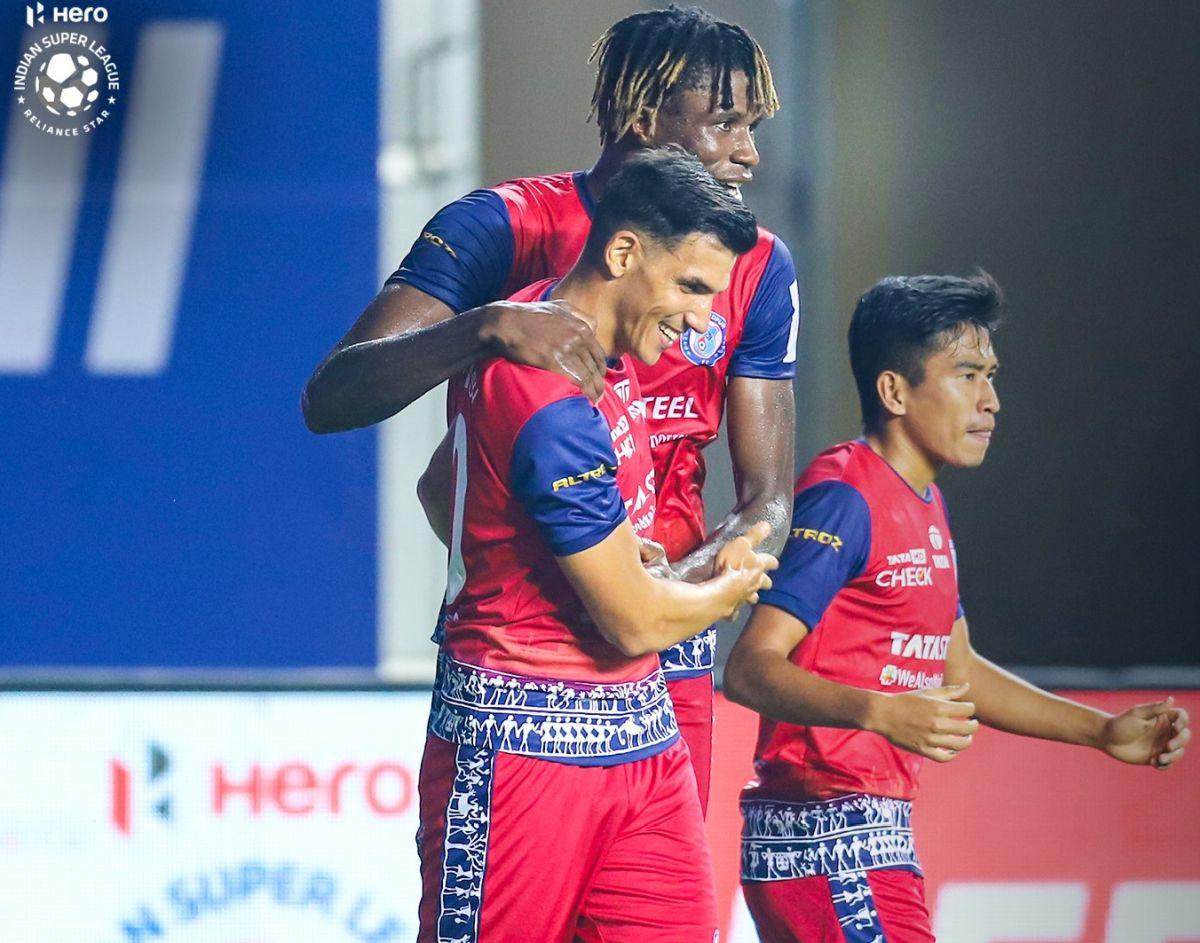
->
xmin=680 ymin=311 xmax=727 ymax=367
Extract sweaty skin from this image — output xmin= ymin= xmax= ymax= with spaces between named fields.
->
xmin=312 ymin=66 xmax=793 ymax=567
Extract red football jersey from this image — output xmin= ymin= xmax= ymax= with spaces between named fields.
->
xmin=745 ymin=440 xmax=963 ymax=801
xmin=393 ymin=171 xmax=799 ymax=678
xmin=440 ymin=281 xmax=656 ymax=684
xmin=391 ymin=171 xmax=798 ymax=561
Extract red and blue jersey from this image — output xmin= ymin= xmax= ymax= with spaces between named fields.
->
xmin=439 ymin=279 xmax=657 ymax=685
xmin=392 ymin=171 xmax=800 ymax=678
xmin=744 ymin=440 xmax=963 ymax=802
xmin=390 ymin=171 xmax=798 ymax=558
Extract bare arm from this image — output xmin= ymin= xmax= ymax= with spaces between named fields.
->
xmin=302 ymin=283 xmax=608 ymax=434
xmin=673 ymin=377 xmax=795 ymax=581
xmin=557 ymin=521 xmax=777 ymax=658
xmin=945 ymin=617 xmax=1190 ymax=768
xmin=725 ymin=603 xmax=979 ymax=763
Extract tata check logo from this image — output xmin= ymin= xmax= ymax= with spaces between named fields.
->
xmin=110 ymin=742 xmax=174 ymax=835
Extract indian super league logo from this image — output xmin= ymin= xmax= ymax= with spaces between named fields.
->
xmin=12 ymin=14 xmax=120 ymax=137
xmin=680 ymin=311 xmax=728 ymax=367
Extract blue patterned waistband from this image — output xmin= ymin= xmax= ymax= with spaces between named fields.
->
xmin=429 ymin=655 xmax=679 ymax=766
xmin=659 ymin=626 xmax=716 ymax=678
xmin=741 ymin=794 xmax=920 ymax=882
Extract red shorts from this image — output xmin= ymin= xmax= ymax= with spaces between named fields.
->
xmin=417 ymin=735 xmax=717 ymax=943
xmin=666 ymin=672 xmax=714 ymax=815
xmin=743 ymin=868 xmax=933 ymax=943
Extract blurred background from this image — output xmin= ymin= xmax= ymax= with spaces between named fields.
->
xmin=1 ymin=1 xmax=1196 ymax=940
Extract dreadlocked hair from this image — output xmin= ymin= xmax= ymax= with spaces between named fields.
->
xmin=588 ymin=5 xmax=779 ymax=145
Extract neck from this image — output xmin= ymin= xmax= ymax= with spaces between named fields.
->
xmin=587 ymin=139 xmax=642 ymax=202
xmin=553 ymin=266 xmax=620 ymax=357
xmin=863 ymin=423 xmax=941 ymax=495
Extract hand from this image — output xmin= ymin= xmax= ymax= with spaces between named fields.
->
xmin=639 ymin=538 xmax=678 ymax=581
xmin=1099 ymin=697 xmax=1190 ymax=769
xmin=478 ymin=300 xmax=608 ymax=402
xmin=868 ymin=683 xmax=979 ymax=763
xmin=713 ymin=521 xmax=779 ymax=619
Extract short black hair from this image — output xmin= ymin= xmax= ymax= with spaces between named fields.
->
xmin=589 ymin=5 xmax=779 ymax=145
xmin=585 ymin=145 xmax=759 ymax=260
xmin=849 ymin=271 xmax=1004 ymax=427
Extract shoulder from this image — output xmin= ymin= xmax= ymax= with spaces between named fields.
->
xmin=490 ymin=172 xmax=581 ymax=216
xmin=476 ymin=358 xmax=584 ymax=426
xmin=796 ymin=441 xmax=864 ymax=495
xmin=506 ymin=277 xmax=557 ymax=304
xmin=730 ymin=229 xmax=794 ymax=290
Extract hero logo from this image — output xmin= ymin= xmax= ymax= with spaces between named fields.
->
xmin=110 ymin=741 xmax=174 ymax=835
xmin=110 ymin=746 xmax=415 ymax=834
xmin=26 ymin=4 xmax=108 ymax=26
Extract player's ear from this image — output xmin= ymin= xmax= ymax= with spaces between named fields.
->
xmin=876 ymin=370 xmax=908 ymax=418
xmin=603 ymin=230 xmax=642 ymax=279
xmin=631 ymin=109 xmax=656 ymax=145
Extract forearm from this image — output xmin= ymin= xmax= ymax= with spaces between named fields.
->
xmin=965 ymin=652 xmax=1109 ymax=748
xmin=303 ymin=308 xmax=492 ymax=433
xmin=620 ymin=571 xmax=749 ymax=655
xmin=725 ymin=646 xmax=876 ymax=730
xmin=674 ymin=489 xmax=792 ymax=582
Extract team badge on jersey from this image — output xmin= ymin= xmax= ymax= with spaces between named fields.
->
xmin=680 ymin=311 xmax=727 ymax=367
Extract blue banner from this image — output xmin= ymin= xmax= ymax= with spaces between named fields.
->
xmin=0 ymin=1 xmax=379 ymax=667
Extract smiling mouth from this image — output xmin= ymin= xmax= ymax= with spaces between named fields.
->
xmin=722 ymin=182 xmax=744 ymax=201
xmin=659 ymin=324 xmax=682 ymax=345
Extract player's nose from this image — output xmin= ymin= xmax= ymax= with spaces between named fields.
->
xmin=982 ymin=380 xmax=1000 ymax=414
xmin=684 ymin=308 xmax=712 ymax=334
xmin=732 ymin=127 xmax=759 ymax=168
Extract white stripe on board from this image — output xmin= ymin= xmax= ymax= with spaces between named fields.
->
xmin=0 ymin=67 xmax=91 ymax=373
xmin=86 ymin=20 xmax=224 ymax=375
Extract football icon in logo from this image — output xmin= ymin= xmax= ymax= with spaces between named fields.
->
xmin=35 ymin=52 xmax=102 ymax=117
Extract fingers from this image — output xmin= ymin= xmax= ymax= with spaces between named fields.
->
xmin=741 ymin=521 xmax=772 ymax=549
xmin=927 ymin=732 xmax=975 ymax=752
xmin=926 ymin=683 xmax=970 ymax=700
xmin=925 ymin=746 xmax=959 ymax=763
xmin=935 ymin=716 xmax=980 ymax=737
xmin=1130 ymin=697 xmax=1175 ymax=721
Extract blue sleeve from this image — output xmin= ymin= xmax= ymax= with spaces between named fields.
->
xmin=510 ymin=397 xmax=626 ymax=556
xmin=728 ymin=238 xmax=800 ymax=380
xmin=756 ymin=480 xmax=871 ymax=629
xmin=386 ymin=189 xmax=514 ymax=313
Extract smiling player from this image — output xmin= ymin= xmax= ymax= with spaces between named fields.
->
xmin=303 ymin=6 xmax=800 ymax=813
xmin=416 ymin=149 xmax=777 ymax=943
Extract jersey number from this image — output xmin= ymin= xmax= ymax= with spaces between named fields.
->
xmin=444 ymin=413 xmax=469 ymax=605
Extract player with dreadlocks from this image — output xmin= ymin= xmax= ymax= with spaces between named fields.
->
xmin=304 ymin=5 xmax=798 ymax=819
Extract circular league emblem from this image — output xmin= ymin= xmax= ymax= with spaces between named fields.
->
xmin=680 ymin=311 xmax=727 ymax=367
xmin=13 ymin=30 xmax=121 ymax=136
xmin=928 ymin=524 xmax=944 ymax=550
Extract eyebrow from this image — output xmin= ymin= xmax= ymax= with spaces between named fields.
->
xmin=954 ymin=360 xmax=999 ymax=371
xmin=679 ymin=276 xmax=716 ymax=294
